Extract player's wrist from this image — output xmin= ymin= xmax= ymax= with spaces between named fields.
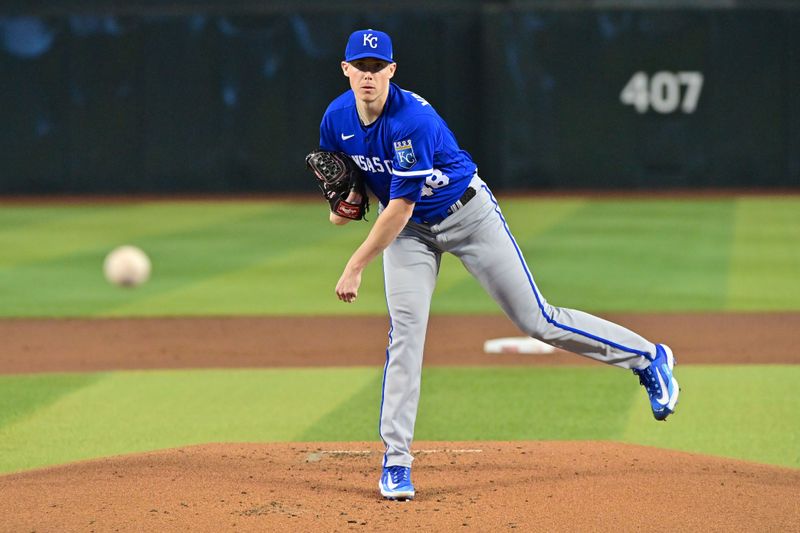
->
xmin=330 ymin=211 xmax=351 ymax=225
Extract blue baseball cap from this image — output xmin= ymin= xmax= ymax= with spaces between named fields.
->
xmin=344 ymin=29 xmax=394 ymax=63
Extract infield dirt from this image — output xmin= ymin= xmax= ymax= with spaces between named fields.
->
xmin=1 ymin=312 xmax=798 ymax=531
xmin=2 ymin=441 xmax=799 ymax=532
xmin=1 ymin=312 xmax=798 ymax=373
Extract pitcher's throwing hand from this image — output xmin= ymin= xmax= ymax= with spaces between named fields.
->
xmin=335 ymin=267 xmax=361 ymax=303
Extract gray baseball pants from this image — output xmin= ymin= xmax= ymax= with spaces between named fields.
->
xmin=378 ymin=175 xmax=657 ymax=467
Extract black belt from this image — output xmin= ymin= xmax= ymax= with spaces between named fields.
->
xmin=422 ymin=186 xmax=477 ymax=225
xmin=446 ymin=186 xmax=477 ymax=216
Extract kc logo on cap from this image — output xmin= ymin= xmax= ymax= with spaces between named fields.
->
xmin=363 ymin=33 xmax=378 ymax=48
xmin=345 ymin=29 xmax=393 ymax=63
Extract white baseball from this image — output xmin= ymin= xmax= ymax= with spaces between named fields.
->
xmin=103 ymin=245 xmax=151 ymax=287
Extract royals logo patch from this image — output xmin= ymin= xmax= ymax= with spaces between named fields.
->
xmin=393 ymin=139 xmax=417 ymax=170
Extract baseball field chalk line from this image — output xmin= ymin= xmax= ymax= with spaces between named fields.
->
xmin=305 ymin=449 xmax=483 ymax=462
xmin=416 ymin=449 xmax=483 ymax=454
xmin=317 ymin=450 xmax=372 ymax=456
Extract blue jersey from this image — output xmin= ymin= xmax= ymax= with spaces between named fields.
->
xmin=319 ymin=83 xmax=477 ymax=224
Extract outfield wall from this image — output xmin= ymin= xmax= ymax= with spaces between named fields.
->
xmin=1 ymin=1 xmax=798 ymax=193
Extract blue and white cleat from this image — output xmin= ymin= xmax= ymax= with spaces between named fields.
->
xmin=379 ymin=465 xmax=415 ymax=501
xmin=634 ymin=344 xmax=680 ymax=421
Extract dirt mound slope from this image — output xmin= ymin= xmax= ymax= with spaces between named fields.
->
xmin=2 ymin=441 xmax=798 ymax=532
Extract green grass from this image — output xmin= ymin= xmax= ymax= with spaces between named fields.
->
xmin=0 ymin=197 xmax=797 ymax=474
xmin=0 ymin=368 xmax=377 ymax=474
xmin=1 ymin=365 xmax=797 ymax=474
xmin=621 ymin=365 xmax=800 ymax=467
xmin=0 ymin=196 xmax=798 ymax=317
xmin=517 ymin=199 xmax=737 ymax=311
xmin=728 ymin=198 xmax=800 ymax=309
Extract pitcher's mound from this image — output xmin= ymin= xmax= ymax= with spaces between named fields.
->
xmin=2 ymin=441 xmax=798 ymax=532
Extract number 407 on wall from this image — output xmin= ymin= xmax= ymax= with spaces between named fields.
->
xmin=620 ymin=71 xmax=704 ymax=114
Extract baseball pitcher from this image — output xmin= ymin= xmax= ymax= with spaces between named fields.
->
xmin=306 ymin=29 xmax=679 ymax=501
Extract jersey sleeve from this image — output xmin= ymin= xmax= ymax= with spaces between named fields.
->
xmin=319 ymin=113 xmax=338 ymax=151
xmin=389 ymin=114 xmax=437 ymax=203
